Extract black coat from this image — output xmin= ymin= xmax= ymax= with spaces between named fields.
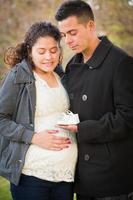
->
xmin=64 ymin=37 xmax=133 ymax=197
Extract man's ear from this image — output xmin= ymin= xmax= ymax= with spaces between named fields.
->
xmin=87 ymin=20 xmax=96 ymax=31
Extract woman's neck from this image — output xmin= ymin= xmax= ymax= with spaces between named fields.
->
xmin=34 ymin=69 xmax=58 ymax=88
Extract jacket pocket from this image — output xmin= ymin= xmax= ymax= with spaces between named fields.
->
xmin=0 ymin=140 xmax=16 ymax=170
xmin=0 ymin=135 xmax=10 ymax=157
xmin=81 ymin=143 xmax=111 ymax=164
xmin=19 ymin=123 xmax=34 ymax=131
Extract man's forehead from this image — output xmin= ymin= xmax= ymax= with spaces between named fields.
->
xmin=58 ymin=16 xmax=82 ymax=33
xmin=58 ymin=16 xmax=79 ymax=26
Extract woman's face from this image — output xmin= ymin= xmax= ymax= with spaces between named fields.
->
xmin=31 ymin=36 xmax=60 ymax=73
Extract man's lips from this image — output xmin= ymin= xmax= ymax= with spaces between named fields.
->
xmin=70 ymin=45 xmax=78 ymax=50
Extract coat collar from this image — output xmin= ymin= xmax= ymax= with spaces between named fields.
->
xmin=72 ymin=36 xmax=113 ymax=69
xmin=14 ymin=59 xmax=35 ymax=84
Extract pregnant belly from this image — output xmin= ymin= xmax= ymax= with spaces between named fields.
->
xmin=24 ymin=113 xmax=77 ymax=166
xmin=34 ymin=113 xmax=74 ymax=139
xmin=24 ymin=138 xmax=77 ymax=170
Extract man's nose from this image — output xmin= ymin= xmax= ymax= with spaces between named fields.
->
xmin=65 ymin=35 xmax=73 ymax=45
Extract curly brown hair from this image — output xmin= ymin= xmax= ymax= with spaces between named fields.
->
xmin=4 ymin=22 xmax=62 ymax=68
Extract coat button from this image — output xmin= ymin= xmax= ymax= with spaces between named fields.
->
xmin=89 ymin=66 xmax=93 ymax=69
xmin=69 ymin=93 xmax=74 ymax=99
xmin=84 ymin=154 xmax=90 ymax=161
xmin=82 ymin=94 xmax=87 ymax=101
xmin=17 ymin=159 xmax=22 ymax=163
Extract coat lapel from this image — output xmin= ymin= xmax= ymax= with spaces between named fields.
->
xmin=14 ymin=59 xmax=36 ymax=123
xmin=26 ymin=82 xmax=36 ymax=123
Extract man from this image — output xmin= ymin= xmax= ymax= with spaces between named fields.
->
xmin=55 ymin=1 xmax=133 ymax=200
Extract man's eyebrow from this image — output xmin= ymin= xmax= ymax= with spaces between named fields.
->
xmin=61 ymin=29 xmax=77 ymax=35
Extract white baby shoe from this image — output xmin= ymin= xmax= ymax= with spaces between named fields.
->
xmin=57 ymin=110 xmax=80 ymax=125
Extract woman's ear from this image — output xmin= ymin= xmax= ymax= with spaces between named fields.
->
xmin=59 ymin=46 xmax=63 ymax=65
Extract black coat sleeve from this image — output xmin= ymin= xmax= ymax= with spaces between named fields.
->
xmin=77 ymin=55 xmax=133 ymax=143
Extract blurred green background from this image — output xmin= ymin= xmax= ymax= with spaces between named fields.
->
xmin=0 ymin=0 xmax=133 ymax=199
xmin=0 ymin=177 xmax=11 ymax=200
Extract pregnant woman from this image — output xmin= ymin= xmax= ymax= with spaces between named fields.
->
xmin=0 ymin=21 xmax=77 ymax=200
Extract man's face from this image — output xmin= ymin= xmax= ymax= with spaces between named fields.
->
xmin=58 ymin=16 xmax=94 ymax=54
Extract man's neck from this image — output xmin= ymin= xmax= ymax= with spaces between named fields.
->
xmin=83 ymin=37 xmax=101 ymax=63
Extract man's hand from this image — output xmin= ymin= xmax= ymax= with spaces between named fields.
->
xmin=57 ymin=124 xmax=78 ymax=133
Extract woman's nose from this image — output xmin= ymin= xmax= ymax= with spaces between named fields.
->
xmin=45 ymin=51 xmax=52 ymax=59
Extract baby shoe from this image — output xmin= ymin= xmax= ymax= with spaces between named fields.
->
xmin=57 ymin=110 xmax=80 ymax=125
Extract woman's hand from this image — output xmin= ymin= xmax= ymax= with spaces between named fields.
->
xmin=31 ymin=129 xmax=71 ymax=151
xmin=57 ymin=124 xmax=78 ymax=133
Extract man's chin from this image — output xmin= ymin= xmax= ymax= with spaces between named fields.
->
xmin=71 ymin=48 xmax=82 ymax=54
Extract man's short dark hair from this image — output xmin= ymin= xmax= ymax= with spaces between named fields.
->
xmin=55 ymin=0 xmax=94 ymax=23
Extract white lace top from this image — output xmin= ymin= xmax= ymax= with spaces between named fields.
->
xmin=22 ymin=72 xmax=77 ymax=182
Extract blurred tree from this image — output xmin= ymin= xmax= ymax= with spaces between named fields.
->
xmin=0 ymin=0 xmax=66 ymax=74
xmin=90 ymin=0 xmax=133 ymax=55
xmin=0 ymin=0 xmax=133 ymax=81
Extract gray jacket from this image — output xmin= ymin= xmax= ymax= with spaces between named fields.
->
xmin=0 ymin=60 xmax=36 ymax=185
